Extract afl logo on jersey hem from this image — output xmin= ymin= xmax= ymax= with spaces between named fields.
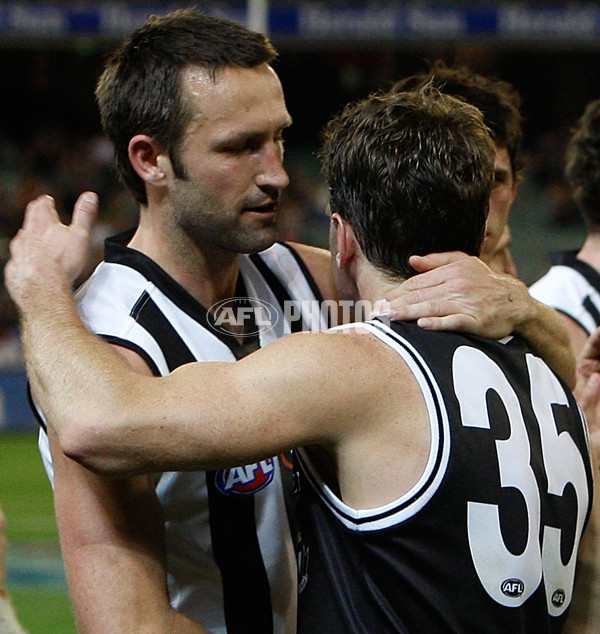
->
xmin=215 ymin=459 xmax=275 ymax=495
xmin=551 ymin=589 xmax=566 ymax=608
xmin=501 ymin=578 xmax=524 ymax=598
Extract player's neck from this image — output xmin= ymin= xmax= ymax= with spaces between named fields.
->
xmin=127 ymin=224 xmax=241 ymax=308
xmin=354 ymin=262 xmax=405 ymax=309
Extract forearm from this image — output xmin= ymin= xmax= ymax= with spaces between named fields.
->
xmin=514 ymin=297 xmax=576 ymax=388
xmin=20 ymin=283 xmax=135 ymax=453
xmin=5 ymin=191 xmax=122 ymax=447
xmin=21 ymin=285 xmax=242 ymax=476
xmin=51 ymin=436 xmax=206 ymax=634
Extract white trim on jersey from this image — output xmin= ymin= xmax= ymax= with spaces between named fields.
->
xmin=297 ymin=319 xmax=451 ymax=532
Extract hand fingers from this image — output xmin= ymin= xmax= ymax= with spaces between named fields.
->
xmin=581 ymin=326 xmax=600 ymax=363
xmin=387 ymin=279 xmax=462 ymax=308
xmin=388 ymin=298 xmax=462 ymax=322
xmin=387 ymin=270 xmax=445 ymax=296
xmin=388 ymin=300 xmax=436 ymax=321
xmin=387 ymin=255 xmax=481 ymax=297
xmin=22 ymin=195 xmax=59 ymax=234
xmin=576 ymin=372 xmax=600 ymax=420
xmin=71 ymin=192 xmax=98 ymax=235
xmin=415 ymin=314 xmax=475 ymax=332
xmin=408 ymin=251 xmax=470 ymax=272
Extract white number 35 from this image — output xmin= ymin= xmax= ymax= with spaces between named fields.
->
xmin=454 ymin=347 xmax=590 ymax=617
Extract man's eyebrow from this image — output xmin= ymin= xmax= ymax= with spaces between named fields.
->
xmin=216 ymin=119 xmax=293 ymax=145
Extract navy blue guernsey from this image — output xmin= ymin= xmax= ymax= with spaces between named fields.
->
xmin=296 ymin=319 xmax=593 ymax=634
xmin=38 ymin=232 xmax=328 ymax=634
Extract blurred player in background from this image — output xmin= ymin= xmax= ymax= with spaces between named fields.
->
xmin=392 ymin=60 xmax=524 ymax=277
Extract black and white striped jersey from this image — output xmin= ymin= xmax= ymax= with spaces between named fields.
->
xmin=530 ymin=250 xmax=600 ymax=335
xmin=38 ymin=232 xmax=328 ymax=634
xmin=296 ymin=319 xmax=593 ymax=634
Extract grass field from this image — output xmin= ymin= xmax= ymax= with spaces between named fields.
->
xmin=0 ymin=432 xmax=76 ymax=633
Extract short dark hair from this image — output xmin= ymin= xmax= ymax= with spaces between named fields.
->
xmin=320 ymin=86 xmax=495 ymax=279
xmin=565 ymin=99 xmax=600 ymax=231
xmin=392 ymin=61 xmax=524 ymax=178
xmin=95 ymin=8 xmax=278 ymax=205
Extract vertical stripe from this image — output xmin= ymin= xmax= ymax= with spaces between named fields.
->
xmin=133 ymin=291 xmax=275 ymax=632
xmin=279 ymin=243 xmax=326 ymax=306
xmin=207 ymin=472 xmax=274 ymax=634
xmin=250 ymin=252 xmax=307 ymax=333
xmin=583 ymin=295 xmax=600 ymax=328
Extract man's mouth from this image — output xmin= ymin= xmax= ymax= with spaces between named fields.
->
xmin=243 ymin=202 xmax=277 ymax=214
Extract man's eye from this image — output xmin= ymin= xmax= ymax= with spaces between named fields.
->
xmin=224 ymin=136 xmax=284 ymax=154
xmin=225 ymin=142 xmax=251 ymax=154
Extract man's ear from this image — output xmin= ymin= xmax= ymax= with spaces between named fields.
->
xmin=331 ymin=212 xmax=357 ymax=268
xmin=128 ymin=135 xmax=170 ymax=186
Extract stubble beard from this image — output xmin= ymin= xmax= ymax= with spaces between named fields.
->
xmin=179 ymin=213 xmax=279 ymax=256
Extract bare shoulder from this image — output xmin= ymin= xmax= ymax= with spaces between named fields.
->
xmin=285 ymin=241 xmax=337 ymax=301
xmin=270 ymin=328 xmax=430 ymax=508
xmin=241 ymin=328 xmax=410 ymax=438
xmin=239 ymin=327 xmax=411 ymax=395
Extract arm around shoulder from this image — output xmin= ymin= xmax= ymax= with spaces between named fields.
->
xmin=53 ymin=330 xmax=378 ymax=477
xmin=515 ymin=295 xmax=576 ymax=389
xmin=382 ymin=253 xmax=576 ymax=387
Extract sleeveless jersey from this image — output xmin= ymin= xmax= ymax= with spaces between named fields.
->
xmin=295 ymin=319 xmax=593 ymax=634
xmin=530 ymin=250 xmax=600 ymax=335
xmin=38 ymin=232 xmax=328 ymax=634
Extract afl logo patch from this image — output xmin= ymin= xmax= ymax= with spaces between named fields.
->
xmin=551 ymin=589 xmax=566 ymax=607
xmin=501 ymin=578 xmax=524 ymax=598
xmin=215 ymin=459 xmax=275 ymax=496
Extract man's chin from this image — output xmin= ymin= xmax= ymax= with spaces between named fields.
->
xmin=238 ymin=226 xmax=279 ymax=254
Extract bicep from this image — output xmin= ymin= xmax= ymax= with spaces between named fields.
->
xmin=155 ymin=332 xmax=372 ymax=467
